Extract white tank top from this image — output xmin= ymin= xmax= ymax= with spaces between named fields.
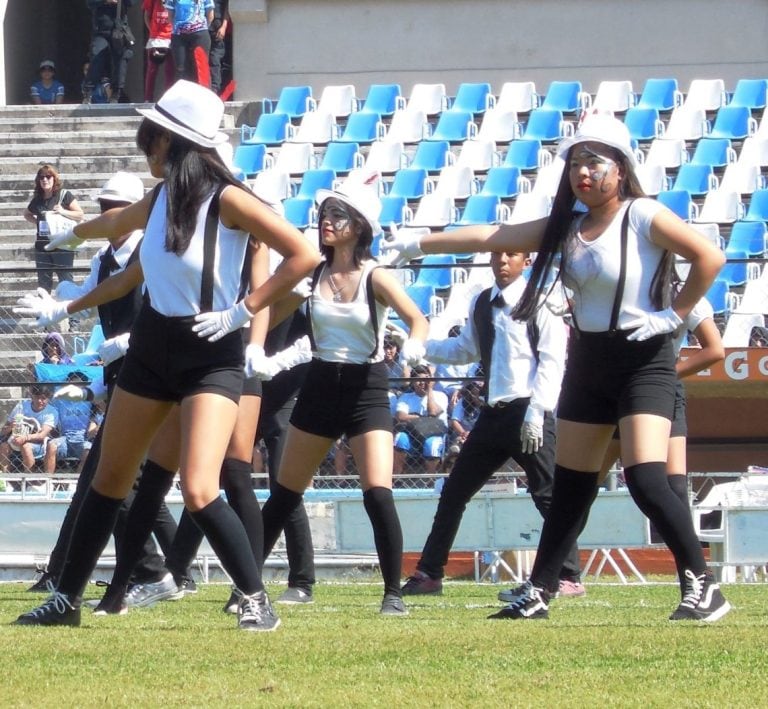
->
xmin=140 ymin=185 xmax=248 ymax=317
xmin=310 ymin=260 xmax=389 ymax=364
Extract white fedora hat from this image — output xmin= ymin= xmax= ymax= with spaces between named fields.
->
xmin=315 ymin=170 xmax=383 ymax=235
xmin=137 ymin=80 xmax=228 ymax=148
xmin=557 ymin=113 xmax=637 ymax=168
xmin=95 ymin=171 xmax=145 ymax=204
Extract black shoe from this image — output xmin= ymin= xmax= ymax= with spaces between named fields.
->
xmin=92 ymin=583 xmax=128 ymax=616
xmin=401 ymin=571 xmax=443 ymax=596
xmin=15 ymin=592 xmax=81 ymax=626
xmin=669 ymin=570 xmax=731 ymax=622
xmin=237 ymin=590 xmax=280 ymax=632
xmin=380 ymin=592 xmax=409 ymax=616
xmin=28 ymin=570 xmax=57 ymax=593
xmin=223 ymin=588 xmax=242 ymax=615
xmin=488 ymin=584 xmax=550 ymax=620
xmin=175 ymin=576 xmax=198 ymax=596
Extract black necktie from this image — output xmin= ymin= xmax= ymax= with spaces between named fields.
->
xmin=97 ymin=250 xmax=120 ymax=283
xmin=491 ymin=292 xmax=505 ymax=308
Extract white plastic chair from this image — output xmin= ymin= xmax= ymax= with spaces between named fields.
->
xmin=722 ymin=312 xmax=764 ymax=346
xmin=409 ymin=193 xmax=458 ymax=228
xmin=288 ymin=110 xmax=337 ymax=145
xmin=364 ymin=140 xmax=407 ymax=174
xmin=504 ymin=192 xmax=552 ymax=224
xmin=691 ymin=221 xmax=724 ymax=249
xmin=645 ymin=138 xmax=689 ymax=169
xmin=496 ymin=81 xmax=539 ymax=114
xmin=683 ymin=78 xmax=727 ymax=112
xmin=476 ymin=108 xmax=522 ymax=143
xmin=272 ymin=142 xmax=315 ymax=175
xmin=315 ymin=84 xmax=358 ymax=118
xmin=405 ymin=83 xmax=448 ymax=116
xmin=249 ymin=168 xmax=292 ymax=203
xmin=384 ymin=109 xmax=429 ymax=143
xmin=455 ymin=139 xmax=498 ymax=172
xmin=530 ymin=156 xmax=565 ymax=198
xmin=720 ymin=160 xmax=764 ymax=195
xmin=695 ymin=189 xmax=744 ymax=224
xmin=430 ymin=165 xmax=476 ymax=200
xmin=738 ymin=136 xmax=768 ymax=167
xmin=664 ymin=106 xmax=710 ymax=140
xmin=592 ymin=80 xmax=636 ymax=112
xmin=635 ymin=161 xmax=667 ymax=196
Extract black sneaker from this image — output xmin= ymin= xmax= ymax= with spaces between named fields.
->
xmin=237 ymin=590 xmax=280 ymax=632
xmin=92 ymin=584 xmax=128 ymax=616
xmin=14 ymin=592 xmax=81 ymax=626
xmin=488 ymin=584 xmax=550 ymax=620
xmin=223 ymin=588 xmax=242 ymax=615
xmin=497 ymin=579 xmax=532 ymax=604
xmin=276 ymin=587 xmax=313 ymax=605
xmin=176 ymin=576 xmax=198 ymax=596
xmin=380 ymin=592 xmax=409 ymax=616
xmin=28 ymin=570 xmax=57 ymax=593
xmin=401 ymin=571 xmax=443 ymax=596
xmin=669 ymin=570 xmax=731 ymax=622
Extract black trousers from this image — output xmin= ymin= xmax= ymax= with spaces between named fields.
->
xmin=416 ymin=399 xmax=581 ymax=581
xmin=34 ymin=247 xmax=74 ymax=292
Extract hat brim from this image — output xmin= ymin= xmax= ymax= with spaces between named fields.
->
xmin=315 ymin=189 xmax=381 ymax=235
xmin=557 ymin=134 xmax=637 ymax=168
xmin=136 ymin=106 xmax=228 ymax=149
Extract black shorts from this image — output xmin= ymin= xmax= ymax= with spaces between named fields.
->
xmin=558 ymin=330 xmax=676 ymax=425
xmin=612 ymin=379 xmax=686 ymax=440
xmin=290 ymin=359 xmax=392 ymax=440
xmin=240 ymin=329 xmax=263 ymax=398
xmin=118 ymin=303 xmax=244 ymax=404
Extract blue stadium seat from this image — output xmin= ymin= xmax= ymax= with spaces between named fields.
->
xmin=727 ymin=220 xmax=767 ymax=258
xmin=623 ymin=106 xmax=663 ymax=142
xmin=233 ymin=143 xmax=267 ymax=178
xmin=405 ymin=283 xmax=439 ymax=315
xmin=413 ymin=254 xmax=456 ymax=290
xmin=427 ymin=110 xmax=477 ymax=143
xmin=743 ymin=189 xmax=768 ymax=222
xmin=449 ymin=82 xmax=493 ymax=114
xmin=379 ymin=195 xmax=410 ymax=227
xmin=359 ymin=83 xmax=402 ymax=116
xmin=296 ymin=168 xmax=336 ymax=200
xmin=657 ymin=190 xmax=696 ymax=221
xmin=705 ymin=278 xmax=728 ymax=315
xmin=671 ymin=163 xmax=718 ymax=196
xmin=707 ymin=105 xmax=757 ymax=140
xmin=540 ymin=80 xmax=586 ymax=113
xmin=388 ymin=168 xmax=428 ymax=201
xmin=410 ymin=141 xmax=453 ymax=173
xmin=337 ymin=111 xmax=385 ymax=144
xmin=502 ymin=139 xmax=544 ymax=171
xmin=690 ymin=138 xmax=736 ymax=169
xmin=636 ymin=78 xmax=682 ymax=112
xmin=521 ymin=108 xmax=566 ymax=142
xmin=728 ymin=79 xmax=768 ymax=112
xmin=262 ymin=85 xmax=313 ymax=119
xmin=453 ymin=194 xmax=501 ymax=226
xmin=319 ymin=142 xmax=363 ymax=173
xmin=478 ymin=166 xmax=523 ymax=199
xmin=240 ymin=112 xmax=291 ymax=145
xmin=719 ymin=248 xmax=748 ymax=288
xmin=282 ymin=196 xmax=314 ymax=229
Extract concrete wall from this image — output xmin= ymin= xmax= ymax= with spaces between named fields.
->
xmin=229 ymin=0 xmax=768 ymax=101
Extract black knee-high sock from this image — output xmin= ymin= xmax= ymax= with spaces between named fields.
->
xmin=189 ymin=497 xmax=263 ymax=595
xmin=262 ymin=482 xmax=303 ymax=558
xmin=667 ymin=474 xmax=689 ymax=511
xmin=363 ymin=487 xmax=403 ymax=597
xmin=58 ymin=488 xmax=123 ymax=600
xmin=530 ymin=466 xmax=599 ymax=592
xmin=221 ymin=458 xmax=264 ymax=570
xmin=111 ymin=460 xmax=175 ymax=589
xmin=624 ymin=462 xmax=706 ymax=576
xmin=165 ymin=508 xmax=204 ymax=582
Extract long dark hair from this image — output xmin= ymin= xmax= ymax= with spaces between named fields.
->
xmin=136 ymin=119 xmax=248 ymax=255
xmin=512 ymin=144 xmax=674 ymax=320
xmin=317 ymin=198 xmax=373 ymax=267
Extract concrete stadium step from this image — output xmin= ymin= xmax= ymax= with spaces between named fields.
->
xmin=0 ymin=172 xmax=154 ymax=192
xmin=0 ymin=155 xmax=149 ymax=177
xmin=0 ymin=141 xmax=139 ymax=158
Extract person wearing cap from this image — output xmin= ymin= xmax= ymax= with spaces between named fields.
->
xmin=30 ymin=60 xmax=65 ymax=105
xmin=382 ymin=113 xmax=730 ymax=623
xmin=254 ymin=172 xmax=429 ymax=616
xmin=13 ymin=80 xmax=320 ymax=631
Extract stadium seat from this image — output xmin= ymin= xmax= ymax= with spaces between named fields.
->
xmin=624 ymin=106 xmax=664 ymax=142
xmin=540 ymin=80 xmax=590 ymax=114
xmin=413 ymin=254 xmax=457 ymax=290
xmin=249 ymin=168 xmax=292 ymax=203
xmin=430 ymin=165 xmax=476 ymax=200
xmin=359 ymin=83 xmax=402 ymax=116
xmin=728 ymin=78 xmax=768 ymax=112
xmin=502 ymin=139 xmax=550 ymax=171
xmin=664 ymin=106 xmax=709 ymax=141
xmin=506 ymin=192 xmax=552 ymax=224
xmin=727 ymin=221 xmax=767 ymax=258
xmin=273 ymin=142 xmax=315 ymax=175
xmin=288 ymin=110 xmax=337 ymax=144
xmin=645 ymin=138 xmax=689 ymax=169
xmin=636 ymin=77 xmax=682 ymax=113
xmin=592 ymin=80 xmax=636 ymax=113
xmin=522 ymin=108 xmax=572 ymax=142
xmin=315 ymin=84 xmax=358 ymax=118
xmin=635 ymin=161 xmax=668 ymax=196
xmin=478 ymin=166 xmax=527 ymax=199
xmin=671 ymin=163 xmax=718 ymax=196
xmin=262 ymin=85 xmax=314 ymax=119
xmin=737 ymin=136 xmax=768 ymax=167
xmin=405 ymin=83 xmax=448 ymax=116
xmin=476 ymin=108 xmax=522 ymax=144
xmin=449 ymin=82 xmax=494 ymax=114
xmin=410 ymin=140 xmax=454 ymax=173
xmin=319 ymin=141 xmax=363 ymax=173
xmin=455 ymin=139 xmax=498 ymax=172
xmin=427 ymin=110 xmax=477 ymax=143
xmin=707 ymin=105 xmax=758 ymax=140
xmin=719 ymin=160 xmax=764 ymax=195
xmin=233 ymin=143 xmax=267 ymax=178
xmin=530 ymin=156 xmax=565 ymax=198
xmin=282 ymin=196 xmax=315 ymax=229
xmin=295 ymin=168 xmax=336 ymax=200
xmin=452 ymin=194 xmax=505 ymax=226
xmin=336 ymin=111 xmax=385 ymax=144
xmin=496 ymin=81 xmax=539 ymax=114
xmin=405 ymin=283 xmax=444 ymax=317
xmin=743 ymin=189 xmax=768 ymax=222
xmin=691 ymin=221 xmax=724 ymax=249
xmin=705 ymin=278 xmax=729 ymax=315
xmin=384 ymin=109 xmax=429 ymax=143
xmin=410 ymin=193 xmax=457 ymax=228
xmin=657 ymin=189 xmax=698 ymax=221
xmin=379 ymin=195 xmax=412 ymax=227
xmin=363 ymin=140 xmax=407 ymax=174
xmin=240 ymin=112 xmax=291 ymax=145
xmin=720 ymin=248 xmax=749 ymax=288
xmin=389 ymin=167 xmax=429 ymax=201
xmin=682 ymin=78 xmax=727 ymax=112
xmin=695 ymin=189 xmax=743 ymax=224
xmin=690 ymin=137 xmax=737 ymax=169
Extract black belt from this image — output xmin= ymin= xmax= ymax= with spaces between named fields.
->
xmin=484 ymin=399 xmax=522 ymax=410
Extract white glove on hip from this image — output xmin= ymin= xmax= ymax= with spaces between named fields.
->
xmin=380 ymin=224 xmax=430 ymax=266
xmin=520 ymin=405 xmax=545 ymax=455
xmin=192 ymin=300 xmax=253 ymax=342
xmin=400 ymin=338 xmax=426 ymax=367
xmin=98 ymin=332 xmax=131 ymax=365
xmin=44 ymin=227 xmax=84 ymax=251
xmin=13 ymin=288 xmax=72 ymax=327
xmin=244 ymin=344 xmax=275 ymax=380
xmin=53 ymin=384 xmax=88 ymax=402
xmin=625 ymin=307 xmax=683 ymax=342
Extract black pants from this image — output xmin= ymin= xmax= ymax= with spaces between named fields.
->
xmin=416 ymin=399 xmax=581 ymax=581
xmin=171 ymin=30 xmax=211 ymax=86
xmin=85 ymin=33 xmax=133 ymax=93
xmin=34 ymin=247 xmax=73 ymax=293
xmin=208 ymin=33 xmax=226 ymax=94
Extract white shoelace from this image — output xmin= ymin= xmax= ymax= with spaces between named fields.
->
xmin=680 ymin=570 xmax=704 ymax=608
xmin=28 ymin=590 xmax=75 ymax=618
xmin=238 ymin=593 xmax=266 ymax=622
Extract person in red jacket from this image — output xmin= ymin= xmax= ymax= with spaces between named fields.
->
xmin=143 ymin=0 xmax=175 ymax=101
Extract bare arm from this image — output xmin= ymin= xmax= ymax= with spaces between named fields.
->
xmin=66 ymin=260 xmax=144 ymax=315
xmin=55 ymin=196 xmax=85 ymax=223
xmin=372 ymin=267 xmax=429 ymax=342
xmin=677 ymin=317 xmax=724 ymax=379
xmin=23 ymin=208 xmax=37 ymax=226
xmin=246 ymin=240 xmax=271 ymax=347
xmin=418 ymin=218 xmax=548 ymax=256
xmin=73 ymin=192 xmax=152 ymax=245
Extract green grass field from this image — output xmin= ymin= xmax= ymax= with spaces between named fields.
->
xmin=1 ymin=579 xmax=766 ymax=707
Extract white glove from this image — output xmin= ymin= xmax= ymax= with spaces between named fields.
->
xmin=380 ymin=224 xmax=430 ymax=266
xmin=246 ymin=337 xmax=313 ymax=380
xmin=385 ymin=322 xmax=408 ymax=347
xmin=521 ymin=406 xmax=544 ymax=455
xmin=98 ymin=332 xmax=130 ymax=365
xmin=53 ymin=384 xmax=88 ymax=402
xmin=625 ymin=307 xmax=683 ymax=342
xmin=291 ymin=277 xmax=312 ymax=300
xmin=13 ymin=288 xmax=72 ymax=327
xmin=244 ymin=344 xmax=275 ymax=380
xmin=192 ymin=300 xmax=253 ymax=342
xmin=400 ymin=338 xmax=426 ymax=367
xmin=44 ymin=227 xmax=84 ymax=251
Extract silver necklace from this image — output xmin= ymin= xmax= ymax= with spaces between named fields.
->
xmin=328 ymin=273 xmax=347 ymax=303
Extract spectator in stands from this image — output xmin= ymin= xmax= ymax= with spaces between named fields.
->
xmin=83 ymin=0 xmax=137 ymax=104
xmin=393 ymin=364 xmax=449 ymax=478
xmin=256 ymin=173 xmax=428 ymax=616
xmin=433 ymin=324 xmax=476 ymax=406
xmin=40 ymin=332 xmax=74 ymax=365
xmin=165 ymin=0 xmax=214 ymax=88
xmin=402 ymin=250 xmax=582 ymax=599
xmin=30 ymin=60 xmax=65 ymax=105
xmin=143 ymin=0 xmax=175 ymax=101
xmin=0 ymin=384 xmax=58 ymax=480
xmin=81 ymin=59 xmax=112 ymax=104
xmin=383 ymin=114 xmax=730 ymax=623
xmin=22 ymin=164 xmax=84 ymax=294
xmin=208 ymin=0 xmax=229 ymax=96
xmin=447 ymin=379 xmax=483 ymax=455
xmin=50 ymin=372 xmax=100 ymax=473
xmin=14 ymin=80 xmax=319 ymax=629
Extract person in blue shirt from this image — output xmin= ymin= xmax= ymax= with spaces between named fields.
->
xmin=165 ymin=0 xmax=214 ymax=87
xmin=30 ymin=60 xmax=65 ymax=105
